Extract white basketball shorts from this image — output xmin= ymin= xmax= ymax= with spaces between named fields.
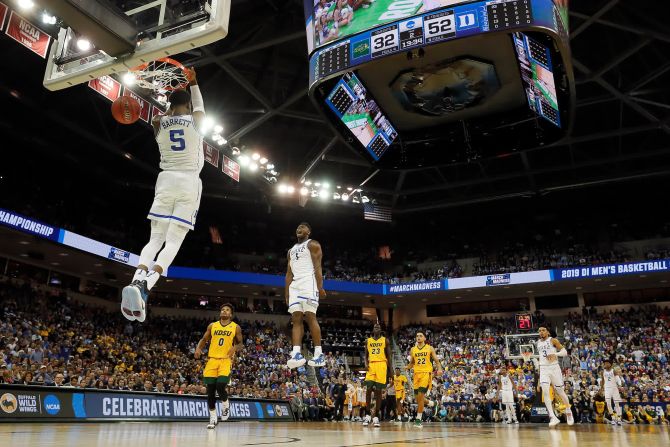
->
xmin=604 ymin=387 xmax=622 ymax=403
xmin=288 ymin=276 xmax=319 ymax=314
xmin=501 ymin=391 xmax=514 ymax=404
xmin=148 ymin=170 xmax=202 ymax=230
xmin=539 ymin=363 xmax=564 ymax=387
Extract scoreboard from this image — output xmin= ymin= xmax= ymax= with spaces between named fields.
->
xmin=515 ymin=313 xmax=534 ymax=330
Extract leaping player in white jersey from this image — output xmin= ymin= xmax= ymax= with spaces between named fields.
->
xmin=599 ymin=358 xmax=624 ymax=425
xmin=499 ymin=368 xmax=518 ymax=424
xmin=536 ymin=326 xmax=574 ymax=427
xmin=121 ymin=68 xmax=206 ymax=322
xmin=285 ymin=222 xmax=327 ymax=369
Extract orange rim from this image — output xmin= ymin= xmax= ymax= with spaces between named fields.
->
xmin=129 ymin=57 xmax=191 ymax=91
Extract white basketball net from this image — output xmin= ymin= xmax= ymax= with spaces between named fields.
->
xmin=521 ymin=351 xmax=533 ymax=363
xmin=130 ymin=59 xmax=189 ymax=93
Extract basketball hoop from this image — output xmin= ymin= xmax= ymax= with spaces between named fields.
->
xmin=128 ymin=57 xmax=191 ymax=93
xmin=521 ymin=351 xmax=533 ymax=363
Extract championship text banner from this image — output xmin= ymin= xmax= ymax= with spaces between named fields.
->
xmin=0 ymin=208 xmax=62 ymax=242
xmin=222 ymin=155 xmax=240 ymax=182
xmin=553 ymin=260 xmax=670 ymax=280
xmin=4 ymin=10 xmax=51 ymax=58
xmin=203 ymin=142 xmax=220 ymax=167
xmin=0 ymin=3 xmax=8 ymax=32
xmin=0 ymin=385 xmax=293 ymax=422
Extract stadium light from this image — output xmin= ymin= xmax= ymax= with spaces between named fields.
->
xmin=42 ymin=13 xmax=57 ymax=25
xmin=122 ymin=72 xmax=136 ymax=86
xmin=249 ymin=162 xmax=258 ymax=172
xmin=267 ymin=164 xmax=275 ymax=170
xmin=319 ymin=190 xmax=329 ymax=200
xmin=300 ymin=187 xmax=309 ymax=196
xmin=305 ymin=180 xmax=312 ymax=186
xmin=252 ymin=153 xmax=260 ymax=161
xmin=213 ymin=124 xmax=223 ymax=134
xmin=322 ymin=182 xmax=330 ymax=189
xmin=287 ymin=185 xmax=295 ymax=194
xmin=278 ymin=184 xmax=288 ymax=194
xmin=361 ymin=196 xmax=370 ymax=203
xmin=260 ymin=157 xmax=268 ymax=165
xmin=333 ymin=193 xmax=341 ymax=200
xmin=18 ymin=0 xmax=34 ymax=10
xmin=217 ymin=138 xmax=227 ymax=146
xmin=76 ymin=38 xmax=91 ymax=51
xmin=231 ymin=147 xmax=240 ymax=156
xmin=238 ymin=155 xmax=250 ymax=166
xmin=341 ymin=193 xmax=349 ymax=201
xmin=200 ymin=117 xmax=214 ymax=132
xmin=352 ymin=196 xmax=360 ymax=204
xmin=315 ymin=182 xmax=321 ymax=187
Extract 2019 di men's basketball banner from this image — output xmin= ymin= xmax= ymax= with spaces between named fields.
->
xmin=0 ymin=385 xmax=293 ymax=422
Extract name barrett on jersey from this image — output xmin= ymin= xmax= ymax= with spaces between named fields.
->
xmin=160 ymin=117 xmax=193 ymax=129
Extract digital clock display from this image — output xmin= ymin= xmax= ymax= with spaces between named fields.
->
xmin=515 ymin=313 xmax=533 ymax=330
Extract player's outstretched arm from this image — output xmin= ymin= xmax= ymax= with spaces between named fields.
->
xmin=187 ymin=67 xmax=205 ymax=129
xmin=229 ymin=325 xmax=244 ymax=359
xmin=309 ymin=240 xmax=326 ymax=299
xmin=194 ymin=323 xmax=213 ymax=359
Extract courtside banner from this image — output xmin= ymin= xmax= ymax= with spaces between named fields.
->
xmin=447 ymin=270 xmax=552 ymax=290
xmin=0 ymin=208 xmax=62 ymax=242
xmin=0 ymin=385 xmax=293 ymax=422
xmin=4 ymin=10 xmax=51 ymax=58
xmin=384 ymin=280 xmax=445 ymax=295
xmin=553 ymin=260 xmax=670 ymax=280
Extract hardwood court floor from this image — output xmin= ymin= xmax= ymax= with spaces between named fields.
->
xmin=0 ymin=421 xmax=667 ymax=447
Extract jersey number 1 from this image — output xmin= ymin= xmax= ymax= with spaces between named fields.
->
xmin=170 ymin=129 xmax=185 ymax=151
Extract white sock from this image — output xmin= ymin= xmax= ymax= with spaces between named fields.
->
xmin=397 ymin=415 xmax=402 ymax=420
xmin=417 ymin=412 xmax=422 ymax=421
xmin=145 ymin=270 xmax=161 ymax=291
xmin=314 ymin=346 xmax=322 ymax=357
xmin=132 ymin=268 xmax=147 ymax=282
xmin=292 ymin=346 xmax=301 ymax=355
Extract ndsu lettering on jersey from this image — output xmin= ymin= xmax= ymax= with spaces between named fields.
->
xmin=213 ymin=329 xmax=233 ymax=336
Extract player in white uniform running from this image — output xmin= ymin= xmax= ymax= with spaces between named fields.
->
xmin=536 ymin=326 xmax=574 ymax=427
xmin=600 ymin=358 xmax=624 ymax=425
xmin=285 ymin=222 xmax=327 ymax=369
xmin=121 ymin=68 xmax=205 ymax=322
xmin=499 ymin=368 xmax=518 ymax=424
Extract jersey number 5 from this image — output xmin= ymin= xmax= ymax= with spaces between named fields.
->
xmin=170 ymin=129 xmax=186 ymax=151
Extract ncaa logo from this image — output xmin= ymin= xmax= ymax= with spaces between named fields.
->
xmin=274 ymin=405 xmax=288 ymax=417
xmin=0 ymin=393 xmax=17 ymax=414
xmin=44 ymin=395 xmax=61 ymax=415
xmin=266 ymin=404 xmax=275 ymax=417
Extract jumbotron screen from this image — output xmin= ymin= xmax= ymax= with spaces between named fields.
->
xmin=304 ymin=0 xmax=470 ymax=53
xmin=325 ymin=72 xmax=398 ymax=160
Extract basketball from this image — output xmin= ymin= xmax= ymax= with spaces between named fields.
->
xmin=111 ymin=96 xmax=141 ymax=124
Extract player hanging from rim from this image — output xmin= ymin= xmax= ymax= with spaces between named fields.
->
xmin=121 ymin=68 xmax=205 ymax=322
xmin=285 ymin=222 xmax=327 ymax=369
xmin=407 ymin=331 xmax=443 ymax=427
xmin=393 ymin=367 xmax=408 ymax=422
xmin=536 ymin=326 xmax=574 ymax=427
xmin=500 ymin=368 xmax=519 ymax=424
xmin=361 ymin=322 xmax=392 ymax=427
xmin=600 ymin=358 xmax=624 ymax=426
xmin=195 ymin=303 xmax=243 ymax=429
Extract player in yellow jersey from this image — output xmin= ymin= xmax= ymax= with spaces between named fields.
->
xmin=407 ymin=331 xmax=442 ymax=427
xmin=362 ymin=323 xmax=392 ymax=427
xmin=195 ymin=303 xmax=243 ymax=429
xmin=393 ymin=367 xmax=408 ymax=422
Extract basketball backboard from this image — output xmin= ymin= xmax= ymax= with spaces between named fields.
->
xmin=504 ymin=333 xmax=539 ymax=360
xmin=43 ymin=0 xmax=230 ymax=91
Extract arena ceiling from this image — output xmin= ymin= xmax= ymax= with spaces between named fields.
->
xmin=2 ymin=0 xmax=670 ymax=215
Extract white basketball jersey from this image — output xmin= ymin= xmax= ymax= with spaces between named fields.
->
xmin=603 ymin=369 xmax=617 ymax=389
xmin=501 ymin=375 xmax=513 ymax=392
xmin=156 ymin=115 xmax=204 ymax=172
xmin=289 ymin=239 xmax=315 ymax=280
xmin=537 ymin=337 xmax=558 ymax=366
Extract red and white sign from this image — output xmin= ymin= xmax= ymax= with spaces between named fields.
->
xmin=0 ymin=3 xmax=9 ymax=32
xmin=203 ymin=142 xmax=220 ymax=167
xmin=222 ymin=155 xmax=240 ymax=182
xmin=122 ymin=88 xmax=151 ymax=123
xmin=5 ymin=10 xmax=51 ymax=58
xmin=88 ymin=75 xmax=121 ymax=102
